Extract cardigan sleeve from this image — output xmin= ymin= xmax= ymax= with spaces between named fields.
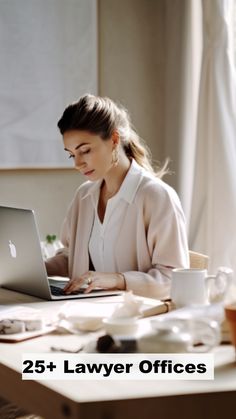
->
xmin=122 ymin=266 xmax=173 ymax=300
xmin=123 ymin=182 xmax=189 ymax=299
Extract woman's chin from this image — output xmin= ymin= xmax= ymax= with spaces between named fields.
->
xmin=85 ymin=170 xmax=100 ymax=181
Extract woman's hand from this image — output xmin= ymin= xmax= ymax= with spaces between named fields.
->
xmin=63 ymin=271 xmax=126 ymax=294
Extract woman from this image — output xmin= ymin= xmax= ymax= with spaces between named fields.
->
xmin=46 ymin=94 xmax=189 ymax=299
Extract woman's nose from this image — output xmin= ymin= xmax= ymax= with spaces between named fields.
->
xmin=74 ymin=154 xmax=86 ymax=170
xmin=74 ymin=153 xmax=83 ymax=165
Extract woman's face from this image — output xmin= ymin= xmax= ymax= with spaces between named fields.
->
xmin=63 ymin=130 xmax=114 ymax=181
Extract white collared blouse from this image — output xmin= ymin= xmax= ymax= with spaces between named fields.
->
xmin=46 ymin=159 xmax=189 ymax=299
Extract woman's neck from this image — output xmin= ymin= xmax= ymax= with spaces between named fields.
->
xmin=102 ymin=155 xmax=131 ymax=199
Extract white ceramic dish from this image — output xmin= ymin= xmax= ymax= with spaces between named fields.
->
xmin=57 ymin=316 xmax=104 ymax=332
xmin=102 ymin=317 xmax=139 ymax=337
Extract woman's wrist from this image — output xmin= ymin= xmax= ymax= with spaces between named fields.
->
xmin=116 ymin=273 xmax=126 ymax=290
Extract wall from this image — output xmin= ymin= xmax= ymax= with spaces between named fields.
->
xmin=0 ymin=0 xmax=165 ymax=239
xmin=0 ymin=169 xmax=81 ymax=239
xmin=99 ymin=0 xmax=165 ymax=163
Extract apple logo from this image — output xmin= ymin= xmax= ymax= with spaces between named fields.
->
xmin=8 ymin=240 xmax=17 ymax=258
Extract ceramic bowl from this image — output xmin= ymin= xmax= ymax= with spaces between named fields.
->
xmin=66 ymin=316 xmax=103 ymax=332
xmin=102 ymin=317 xmax=139 ymax=337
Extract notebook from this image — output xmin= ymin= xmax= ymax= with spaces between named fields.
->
xmin=0 ymin=206 xmax=122 ymax=300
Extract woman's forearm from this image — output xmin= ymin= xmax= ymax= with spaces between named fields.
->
xmin=45 ymin=254 xmax=69 ymax=277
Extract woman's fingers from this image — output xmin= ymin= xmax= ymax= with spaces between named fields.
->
xmin=84 ymin=278 xmax=100 ymax=293
xmin=63 ymin=272 xmax=122 ymax=294
xmin=63 ymin=272 xmax=92 ymax=294
xmin=63 ymin=279 xmax=74 ymax=292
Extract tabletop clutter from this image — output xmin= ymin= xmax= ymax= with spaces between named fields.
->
xmin=0 ymin=266 xmax=236 ymax=357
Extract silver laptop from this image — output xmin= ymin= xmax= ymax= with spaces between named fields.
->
xmin=0 ymin=206 xmax=121 ymax=300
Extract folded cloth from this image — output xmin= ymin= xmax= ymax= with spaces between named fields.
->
xmin=0 ymin=306 xmax=46 ymax=335
xmin=0 ymin=318 xmax=44 ymax=335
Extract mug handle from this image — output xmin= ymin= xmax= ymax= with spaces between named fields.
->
xmin=206 ymin=267 xmax=233 ymax=303
xmin=187 ymin=319 xmax=221 ymax=353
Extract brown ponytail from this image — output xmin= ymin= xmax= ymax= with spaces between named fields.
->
xmin=123 ymin=128 xmax=169 ymax=178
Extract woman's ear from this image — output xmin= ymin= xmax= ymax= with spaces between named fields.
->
xmin=111 ymin=130 xmax=120 ymax=147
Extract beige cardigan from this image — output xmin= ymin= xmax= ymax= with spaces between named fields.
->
xmin=46 ymin=161 xmax=189 ymax=299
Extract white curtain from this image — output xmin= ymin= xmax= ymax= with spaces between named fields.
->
xmin=189 ymin=0 xmax=236 ymax=274
xmin=164 ymin=0 xmax=236 ymax=275
xmin=0 ymin=0 xmax=97 ymax=168
xmin=164 ymin=0 xmax=202 ymax=230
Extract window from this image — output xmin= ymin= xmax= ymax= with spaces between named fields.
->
xmin=0 ymin=0 xmax=97 ymax=169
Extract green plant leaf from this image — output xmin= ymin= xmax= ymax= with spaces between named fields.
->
xmin=46 ymin=234 xmax=57 ymax=244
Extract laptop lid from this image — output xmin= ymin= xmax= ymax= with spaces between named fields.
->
xmin=0 ymin=206 xmax=121 ymax=300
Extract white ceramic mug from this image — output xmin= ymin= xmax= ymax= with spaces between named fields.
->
xmin=170 ymin=267 xmax=233 ymax=308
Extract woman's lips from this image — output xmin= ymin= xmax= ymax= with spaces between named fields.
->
xmin=84 ymin=170 xmax=95 ymax=176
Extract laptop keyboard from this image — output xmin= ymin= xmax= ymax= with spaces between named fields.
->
xmin=50 ymin=285 xmax=84 ymax=296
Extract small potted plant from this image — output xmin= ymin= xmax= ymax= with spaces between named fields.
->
xmin=41 ymin=234 xmax=62 ymax=259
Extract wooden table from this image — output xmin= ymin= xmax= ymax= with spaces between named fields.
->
xmin=0 ymin=288 xmax=235 ymax=419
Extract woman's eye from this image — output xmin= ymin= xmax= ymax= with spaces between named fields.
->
xmin=68 ymin=154 xmax=75 ymax=159
xmin=81 ymin=149 xmax=90 ymax=155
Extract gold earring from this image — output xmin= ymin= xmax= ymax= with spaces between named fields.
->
xmin=112 ymin=147 xmax=119 ymax=166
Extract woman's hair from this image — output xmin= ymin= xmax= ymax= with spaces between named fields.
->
xmin=58 ymin=94 xmax=168 ymax=178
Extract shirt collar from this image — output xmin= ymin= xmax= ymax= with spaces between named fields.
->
xmin=81 ymin=159 xmax=144 ymax=205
